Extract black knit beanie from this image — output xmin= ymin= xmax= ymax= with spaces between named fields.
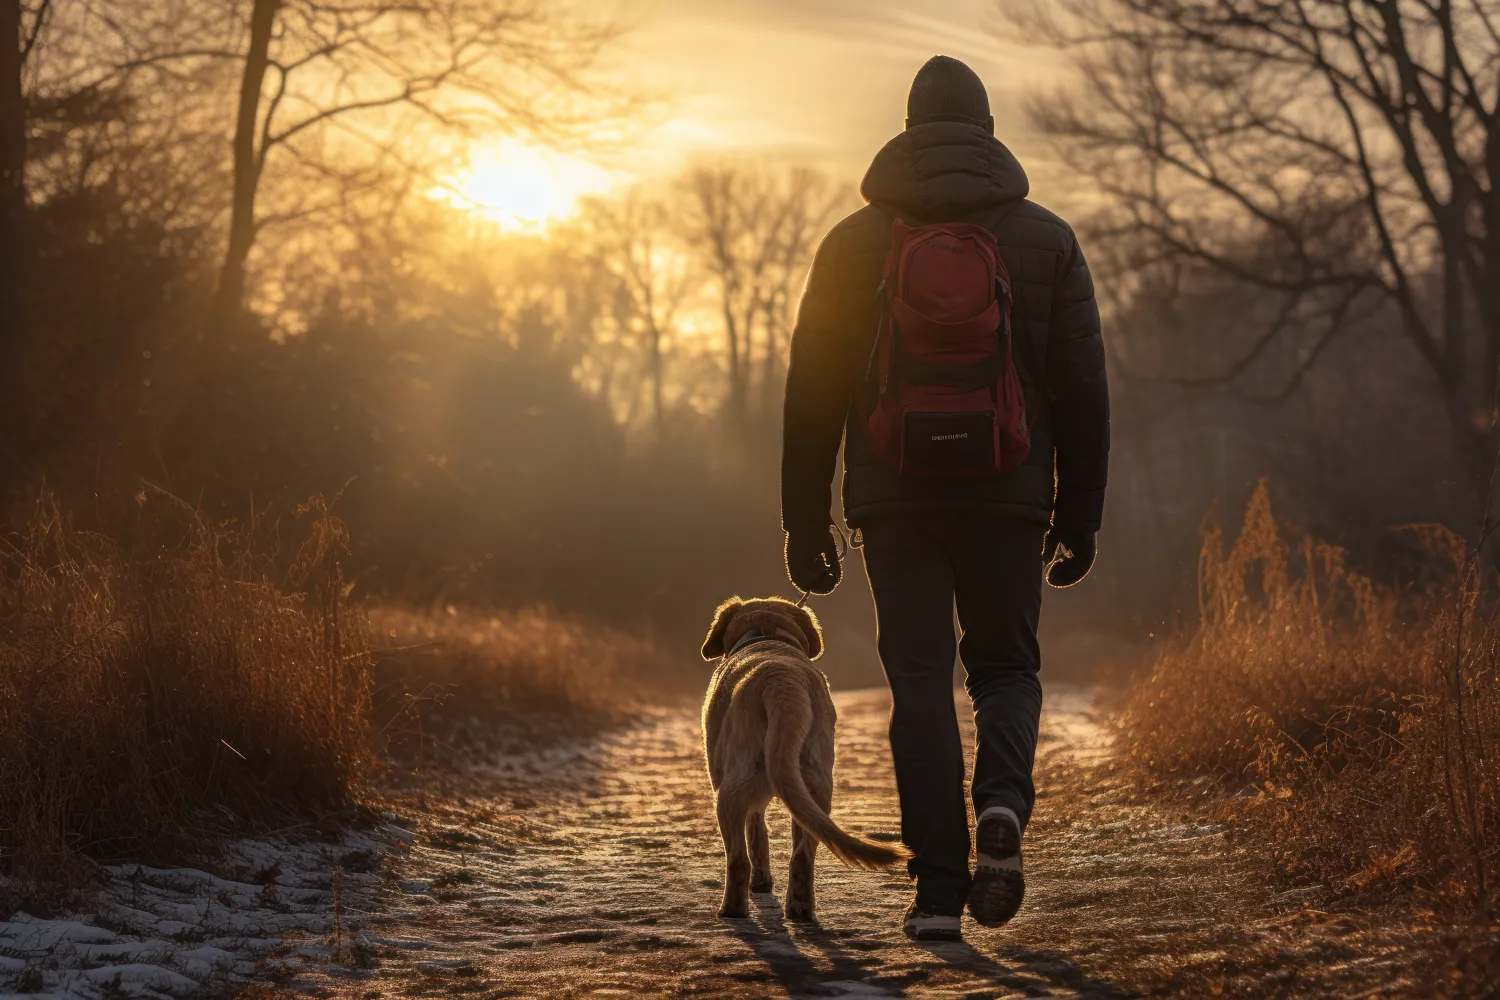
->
xmin=906 ymin=55 xmax=993 ymax=132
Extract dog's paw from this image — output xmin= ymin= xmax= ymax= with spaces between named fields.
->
xmin=717 ymin=902 xmax=750 ymax=920
xmin=750 ymin=876 xmax=774 ymax=894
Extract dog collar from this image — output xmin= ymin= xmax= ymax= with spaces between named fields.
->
xmin=727 ymin=626 xmax=803 ymax=657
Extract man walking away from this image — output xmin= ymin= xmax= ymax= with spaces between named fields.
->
xmin=780 ymin=55 xmax=1110 ymax=942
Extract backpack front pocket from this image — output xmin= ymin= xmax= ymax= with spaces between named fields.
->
xmin=900 ymin=408 xmax=997 ymax=479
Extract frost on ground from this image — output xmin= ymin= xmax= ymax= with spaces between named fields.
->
xmin=5 ymin=684 xmax=1473 ymax=1000
xmin=0 ymin=823 xmax=413 ymax=1000
xmin=291 ymin=684 xmax=1464 ymax=999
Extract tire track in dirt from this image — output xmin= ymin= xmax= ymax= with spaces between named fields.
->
xmin=280 ymin=685 xmax=1435 ymax=999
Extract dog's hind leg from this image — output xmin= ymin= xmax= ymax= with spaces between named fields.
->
xmin=716 ymin=786 xmax=752 ymax=919
xmin=747 ymin=809 xmax=773 ymax=893
xmin=786 ymin=821 xmax=818 ymax=921
xmin=785 ymin=767 xmax=832 ymax=922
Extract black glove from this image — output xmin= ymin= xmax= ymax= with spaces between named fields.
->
xmin=785 ymin=525 xmax=842 ymax=595
xmin=1043 ymin=526 xmax=1097 ymax=589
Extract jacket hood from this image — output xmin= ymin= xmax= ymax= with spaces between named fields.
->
xmin=860 ymin=122 xmax=1029 ymax=222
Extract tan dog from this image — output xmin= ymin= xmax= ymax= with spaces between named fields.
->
xmin=700 ymin=597 xmax=905 ymax=920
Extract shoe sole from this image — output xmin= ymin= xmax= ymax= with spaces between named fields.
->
xmin=968 ymin=808 xmax=1024 ymax=927
xmin=903 ymin=912 xmax=962 ymax=942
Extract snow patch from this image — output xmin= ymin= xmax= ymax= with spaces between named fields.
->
xmin=0 ymin=823 xmax=407 ymax=999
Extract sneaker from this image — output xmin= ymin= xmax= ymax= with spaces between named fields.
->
xmin=967 ymin=805 xmax=1025 ymax=927
xmin=902 ymin=901 xmax=962 ymax=942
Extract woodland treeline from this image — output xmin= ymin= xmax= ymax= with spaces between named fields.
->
xmin=0 ymin=1 xmax=862 ymax=645
xmin=0 ymin=0 xmax=1492 ymax=654
xmin=1024 ymin=0 xmax=1494 ymax=631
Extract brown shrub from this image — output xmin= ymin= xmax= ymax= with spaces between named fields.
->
xmin=370 ymin=604 xmax=655 ymax=754
xmin=1122 ymin=482 xmax=1500 ymax=914
xmin=0 ymin=492 xmax=375 ymax=905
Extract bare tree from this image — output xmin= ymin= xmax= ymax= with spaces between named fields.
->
xmin=680 ymin=163 xmax=847 ymax=433
xmin=682 ymin=165 xmax=752 ymax=427
xmin=197 ymin=0 xmax=628 ymax=330
xmin=575 ymin=187 xmax=691 ymax=440
xmin=48 ymin=0 xmax=627 ymax=331
xmin=1022 ymin=0 xmax=1500 ymax=495
xmin=0 ymin=0 xmax=40 ymax=359
xmin=752 ymin=168 xmax=845 ymax=426
xmin=212 ymin=0 xmax=279 ymax=329
xmin=15 ymin=3 xmax=232 ymax=239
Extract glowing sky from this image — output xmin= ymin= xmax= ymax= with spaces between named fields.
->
xmin=445 ymin=0 xmax=1069 ymax=227
xmin=625 ymin=0 xmax=1064 ymax=178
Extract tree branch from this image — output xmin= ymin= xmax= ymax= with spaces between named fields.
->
xmin=21 ymin=0 xmax=52 ymax=65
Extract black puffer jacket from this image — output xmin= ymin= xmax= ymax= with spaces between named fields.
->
xmin=781 ymin=122 xmax=1110 ymax=532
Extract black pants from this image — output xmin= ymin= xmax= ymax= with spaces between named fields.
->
xmin=860 ymin=515 xmax=1045 ymax=915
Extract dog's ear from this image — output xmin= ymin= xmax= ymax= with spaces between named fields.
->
xmin=701 ymin=597 xmax=743 ymax=660
xmin=788 ymin=603 xmax=824 ymax=661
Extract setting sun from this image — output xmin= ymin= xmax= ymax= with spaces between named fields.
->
xmin=440 ymin=140 xmax=618 ymax=229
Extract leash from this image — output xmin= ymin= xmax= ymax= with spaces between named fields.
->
xmin=796 ymin=524 xmax=859 ymax=607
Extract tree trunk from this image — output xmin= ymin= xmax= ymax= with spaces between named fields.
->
xmin=0 ymin=0 xmax=26 ymax=363
xmin=648 ymin=321 xmax=663 ymax=440
xmin=208 ymin=0 xmax=280 ymax=332
xmin=721 ymin=300 xmax=745 ymax=427
xmin=760 ymin=309 xmax=779 ymax=432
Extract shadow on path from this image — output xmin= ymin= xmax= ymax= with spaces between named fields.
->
xmin=920 ymin=939 xmax=1134 ymax=999
xmin=724 ymin=891 xmax=1131 ymax=998
xmin=723 ymin=894 xmax=912 ymax=996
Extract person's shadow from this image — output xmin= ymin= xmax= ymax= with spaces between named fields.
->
xmin=725 ymin=893 xmax=1129 ymax=998
xmin=912 ymin=939 xmax=1131 ymax=998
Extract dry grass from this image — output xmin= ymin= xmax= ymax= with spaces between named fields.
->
xmin=0 ymin=490 xmax=664 ymax=910
xmin=1123 ymin=482 xmax=1500 ymax=915
xmin=370 ymin=604 xmax=655 ymax=757
xmin=0 ymin=492 xmax=375 ymax=907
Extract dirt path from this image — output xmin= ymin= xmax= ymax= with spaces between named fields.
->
xmin=286 ymin=686 xmax=1440 ymax=1000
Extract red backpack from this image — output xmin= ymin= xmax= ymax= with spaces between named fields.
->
xmin=860 ymin=218 xmax=1033 ymax=481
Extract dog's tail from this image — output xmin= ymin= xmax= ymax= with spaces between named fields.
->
xmin=762 ymin=676 xmax=907 ymax=872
